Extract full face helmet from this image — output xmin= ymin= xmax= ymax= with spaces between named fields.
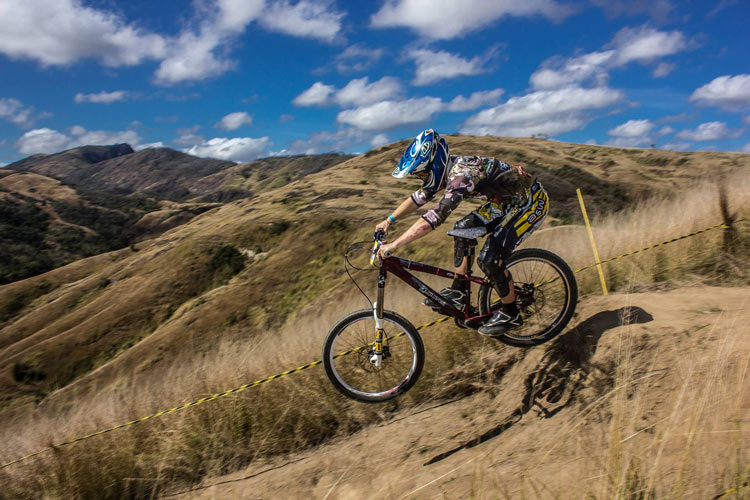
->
xmin=392 ymin=129 xmax=449 ymax=192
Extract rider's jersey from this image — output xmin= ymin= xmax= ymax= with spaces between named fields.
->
xmin=411 ymin=155 xmax=534 ymax=229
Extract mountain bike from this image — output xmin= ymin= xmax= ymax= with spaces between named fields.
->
xmin=322 ymin=229 xmax=577 ymax=403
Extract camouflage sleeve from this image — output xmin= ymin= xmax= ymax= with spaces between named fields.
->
xmin=410 ymin=188 xmax=435 ymax=207
xmin=421 ymin=175 xmax=474 ymax=229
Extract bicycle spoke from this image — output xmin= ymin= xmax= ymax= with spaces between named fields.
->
xmin=325 ymin=313 xmax=421 ymax=400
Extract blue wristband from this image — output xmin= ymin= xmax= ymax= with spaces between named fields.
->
xmin=387 ymin=213 xmax=396 ymax=223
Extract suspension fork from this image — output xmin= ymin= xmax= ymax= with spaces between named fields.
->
xmin=371 ymin=268 xmax=386 ymax=365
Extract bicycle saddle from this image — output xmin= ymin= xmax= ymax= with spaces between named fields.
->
xmin=447 ymin=227 xmax=487 ymax=239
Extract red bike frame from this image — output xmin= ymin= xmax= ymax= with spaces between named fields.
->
xmin=377 ymin=255 xmax=495 ymax=325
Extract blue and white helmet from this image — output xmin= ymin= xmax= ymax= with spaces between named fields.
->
xmin=392 ymin=129 xmax=449 ymax=192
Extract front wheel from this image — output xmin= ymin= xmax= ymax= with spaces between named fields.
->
xmin=322 ymin=309 xmax=424 ymax=403
xmin=478 ymin=248 xmax=578 ymax=347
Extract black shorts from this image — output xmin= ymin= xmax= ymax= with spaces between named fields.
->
xmin=454 ymin=181 xmax=549 ymax=264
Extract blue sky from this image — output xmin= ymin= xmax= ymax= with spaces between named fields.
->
xmin=1 ymin=0 xmax=749 ymax=165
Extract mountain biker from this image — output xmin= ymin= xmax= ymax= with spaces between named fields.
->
xmin=375 ymin=129 xmax=549 ymax=336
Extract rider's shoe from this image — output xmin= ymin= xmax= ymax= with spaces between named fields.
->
xmin=478 ymin=310 xmax=523 ymax=337
xmin=423 ymin=288 xmax=465 ymax=312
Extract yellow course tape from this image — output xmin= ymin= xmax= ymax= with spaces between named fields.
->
xmin=0 ymin=218 xmax=743 ymax=470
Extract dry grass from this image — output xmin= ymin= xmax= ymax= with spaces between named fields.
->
xmin=0 ymin=150 xmax=749 ymax=498
xmin=482 ymin=286 xmax=750 ymax=500
xmin=528 ymin=171 xmax=750 ymax=296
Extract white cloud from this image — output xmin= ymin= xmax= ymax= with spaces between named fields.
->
xmin=294 ymin=77 xmax=403 ymax=107
xmin=652 ymin=62 xmax=675 ymax=78
xmin=407 ymin=48 xmax=494 ymax=86
xmin=154 ymin=30 xmax=235 ymax=86
xmin=461 ymin=86 xmax=625 ymax=137
xmin=371 ymin=133 xmax=390 ymax=147
xmin=326 ymin=44 xmax=384 ymax=73
xmin=606 ymin=137 xmax=653 ymax=148
xmin=217 ymin=111 xmax=253 ymax=131
xmin=173 ymin=126 xmax=204 ymax=147
xmin=0 ymin=0 xmax=345 ymax=86
xmin=335 ymin=77 xmax=403 ymax=107
xmin=740 ymin=143 xmax=750 ymax=153
xmin=0 ymin=0 xmax=345 ymax=85
xmin=370 ymin=0 xmax=572 ymax=40
xmin=184 ymin=136 xmax=271 ymax=162
xmin=530 ymin=25 xmax=690 ymax=91
xmin=259 ymin=0 xmax=344 ymax=42
xmin=676 ymin=121 xmax=744 ymax=141
xmin=446 ymin=90 xmax=505 ymax=112
xmin=74 ymin=90 xmax=129 ymax=104
xmin=337 ymin=97 xmax=444 ymax=131
xmin=70 ymin=126 xmax=141 ymax=146
xmin=294 ymin=85 xmax=502 ymax=133
xmin=213 ymin=0 xmax=267 ymax=32
xmin=280 ymin=127 xmax=372 ymax=155
xmin=590 ymin=0 xmax=673 ymax=22
xmin=0 ymin=0 xmax=167 ymax=67
xmin=530 ymin=51 xmax=614 ymax=90
xmin=661 ymin=142 xmax=692 ymax=151
xmin=293 ymin=82 xmax=335 ymax=106
xmin=609 ymin=25 xmax=688 ymax=65
xmin=656 ymin=125 xmax=674 ymax=137
xmin=608 ymin=119 xmax=655 ymax=138
xmin=15 ymin=128 xmax=71 ymax=154
xmin=689 ymin=74 xmax=750 ymax=111
xmin=605 ymin=118 xmax=666 ymax=147
xmin=155 ymin=0 xmax=344 ymax=84
xmin=15 ymin=126 xmax=142 ymax=154
xmin=136 ymin=142 xmax=165 ymax=150
xmin=0 ymin=97 xmax=45 ymax=128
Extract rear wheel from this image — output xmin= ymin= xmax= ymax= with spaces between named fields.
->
xmin=478 ymin=248 xmax=577 ymax=346
xmin=322 ymin=309 xmax=424 ymax=403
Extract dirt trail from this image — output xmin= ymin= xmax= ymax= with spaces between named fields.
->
xmin=164 ymin=286 xmax=750 ymax=500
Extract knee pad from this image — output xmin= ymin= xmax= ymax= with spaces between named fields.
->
xmin=478 ymin=255 xmax=512 ymax=297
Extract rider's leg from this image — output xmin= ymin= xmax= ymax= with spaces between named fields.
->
xmin=450 ymin=213 xmax=481 ymax=286
xmin=477 ymin=239 xmax=523 ymax=334
xmin=478 ymin=182 xmax=549 ymax=335
xmin=423 ymin=215 xmax=480 ymax=310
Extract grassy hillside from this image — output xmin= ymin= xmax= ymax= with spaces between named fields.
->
xmin=7 ymin=145 xmax=354 ymax=203
xmin=0 ymin=171 xmax=162 ymax=284
xmin=1 ymin=135 xmax=747 ymax=404
xmin=0 ymin=148 xmax=353 ymax=285
xmin=6 ymin=145 xmax=234 ymax=201
xmin=0 ymin=136 xmax=748 ymax=498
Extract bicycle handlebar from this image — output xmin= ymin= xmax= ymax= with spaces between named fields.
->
xmin=370 ymin=230 xmax=390 ymax=265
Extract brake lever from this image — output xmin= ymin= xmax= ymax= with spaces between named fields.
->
xmin=370 ymin=229 xmax=389 ymax=265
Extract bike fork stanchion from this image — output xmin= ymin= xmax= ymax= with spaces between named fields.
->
xmin=371 ymin=269 xmax=387 ymax=367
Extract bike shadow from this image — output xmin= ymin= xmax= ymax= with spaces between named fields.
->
xmin=424 ymin=305 xmax=653 ymax=466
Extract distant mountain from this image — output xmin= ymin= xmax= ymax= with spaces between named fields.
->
xmin=7 ymin=145 xmax=235 ymax=202
xmin=4 ymin=144 xmax=135 ymax=177
xmin=7 ymin=145 xmax=355 ymax=203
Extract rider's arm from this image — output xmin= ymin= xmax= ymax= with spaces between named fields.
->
xmin=383 ymin=218 xmax=433 ymax=252
xmin=376 ymin=196 xmax=420 ymax=232
xmin=378 ymin=175 xmax=472 ymax=257
xmin=421 ymin=175 xmax=473 ymax=229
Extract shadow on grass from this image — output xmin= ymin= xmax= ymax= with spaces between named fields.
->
xmin=424 ymin=306 xmax=653 ymax=466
